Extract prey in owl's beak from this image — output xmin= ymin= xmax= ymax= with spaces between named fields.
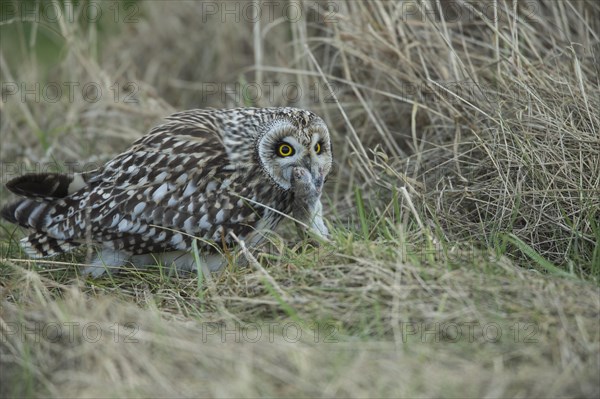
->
xmin=291 ymin=166 xmax=322 ymax=198
xmin=291 ymin=166 xmax=329 ymax=240
xmin=295 ymin=156 xmax=326 ymax=192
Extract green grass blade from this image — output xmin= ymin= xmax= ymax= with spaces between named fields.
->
xmin=503 ymin=233 xmax=574 ymax=278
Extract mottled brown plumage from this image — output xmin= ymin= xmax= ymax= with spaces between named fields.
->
xmin=2 ymin=107 xmax=332 ymax=276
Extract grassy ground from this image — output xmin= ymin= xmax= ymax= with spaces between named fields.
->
xmin=1 ymin=1 xmax=599 ymax=397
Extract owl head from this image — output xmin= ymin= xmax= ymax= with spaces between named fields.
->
xmin=255 ymin=109 xmax=333 ymax=192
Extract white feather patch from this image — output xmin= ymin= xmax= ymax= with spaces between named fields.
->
xmin=183 ymin=181 xmax=196 ymax=198
xmin=67 ymin=174 xmax=87 ymax=194
xmin=199 ymin=215 xmax=211 ymax=230
xmin=152 ymin=183 xmax=169 ymax=203
xmin=133 ymin=202 xmax=146 ymax=215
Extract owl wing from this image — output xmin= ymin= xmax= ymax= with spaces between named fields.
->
xmin=41 ymin=120 xmax=263 ymax=255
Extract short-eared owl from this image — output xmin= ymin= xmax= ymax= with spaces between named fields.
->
xmin=1 ymin=107 xmax=332 ymax=276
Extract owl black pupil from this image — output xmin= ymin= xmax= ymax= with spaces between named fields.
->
xmin=278 ymin=144 xmax=293 ymax=156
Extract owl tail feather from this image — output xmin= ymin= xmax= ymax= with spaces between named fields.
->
xmin=1 ymin=200 xmax=81 ymax=258
xmin=20 ymin=233 xmax=79 ymax=258
xmin=1 ymin=198 xmax=52 ymax=230
xmin=5 ymin=172 xmax=88 ymax=200
xmin=2 ymin=171 xmax=92 ymax=229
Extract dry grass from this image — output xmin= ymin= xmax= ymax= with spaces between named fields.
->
xmin=1 ymin=0 xmax=599 ymax=397
xmin=2 ymin=246 xmax=599 ymax=398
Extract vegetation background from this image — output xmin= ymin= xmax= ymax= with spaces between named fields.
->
xmin=1 ymin=0 xmax=598 ymax=397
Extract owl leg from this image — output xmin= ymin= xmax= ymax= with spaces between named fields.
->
xmin=130 ymin=251 xmax=227 ymax=274
xmin=173 ymin=251 xmax=227 ymax=272
xmin=309 ymin=200 xmax=329 ymax=239
xmin=296 ymin=200 xmax=328 ymax=240
xmin=82 ymin=248 xmax=131 ymax=278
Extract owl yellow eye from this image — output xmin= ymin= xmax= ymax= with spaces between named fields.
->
xmin=277 ymin=143 xmax=294 ymax=157
xmin=314 ymin=142 xmax=322 ymax=154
